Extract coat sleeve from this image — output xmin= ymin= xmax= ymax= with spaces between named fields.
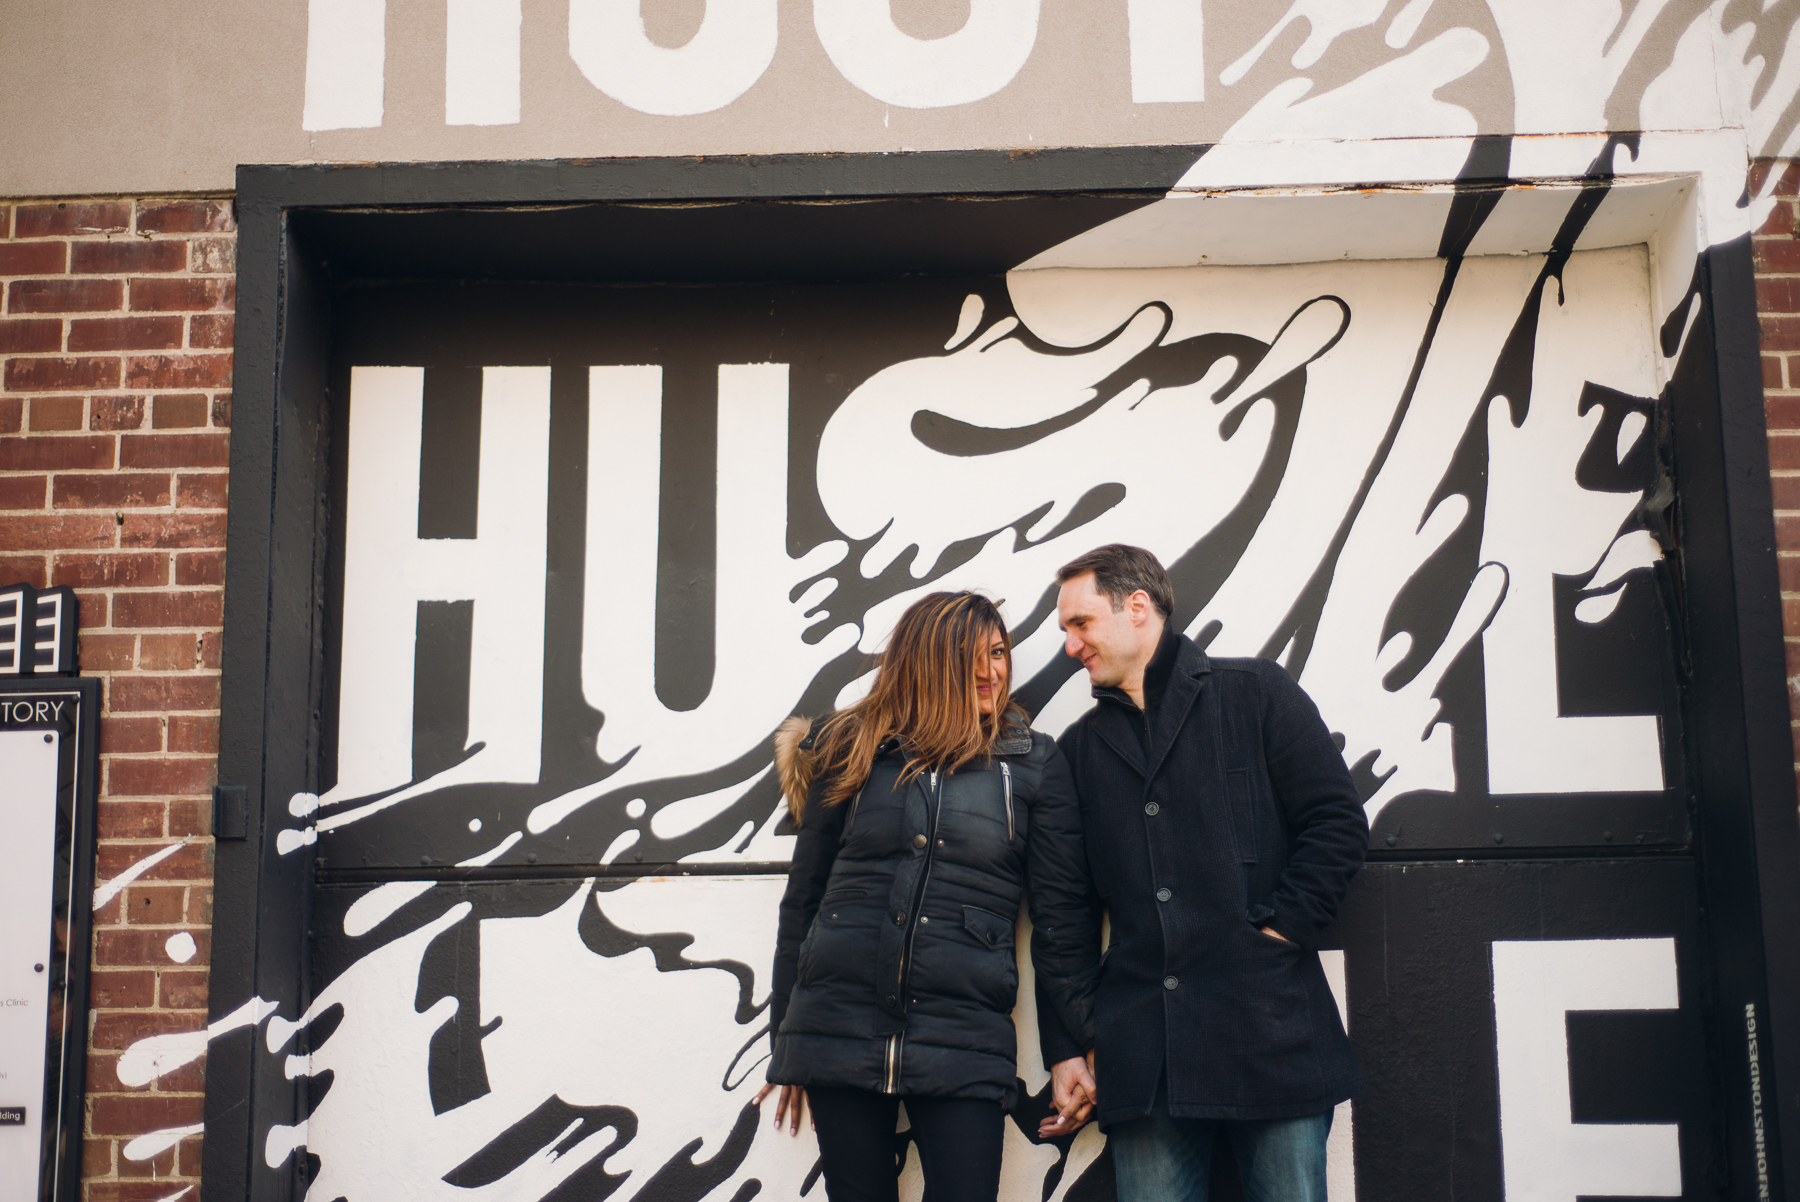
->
xmin=1026 ymin=735 xmax=1102 ymax=1066
xmin=1258 ymin=660 xmax=1369 ymax=949
xmin=769 ymin=772 xmax=847 ymax=1034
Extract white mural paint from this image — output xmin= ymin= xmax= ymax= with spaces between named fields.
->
xmin=92 ymin=842 xmax=183 ymax=912
xmin=813 ymin=0 xmax=1041 ymax=108
xmin=1127 ymin=0 xmax=1205 ymax=103
xmin=303 ymin=0 xmax=385 ymax=131
xmin=1491 ymin=938 xmax=1681 ymax=1199
xmin=446 ymin=0 xmax=522 ymax=126
xmin=322 ymin=367 xmax=551 ymax=827
xmin=568 ymin=0 xmax=779 ymax=117
xmin=164 ymin=931 xmax=198 ymax=964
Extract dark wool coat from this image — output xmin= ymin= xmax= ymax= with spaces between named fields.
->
xmin=768 ymin=721 xmax=1100 ymax=1104
xmin=1044 ymin=634 xmax=1367 ymax=1125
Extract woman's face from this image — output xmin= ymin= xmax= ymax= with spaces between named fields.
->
xmin=974 ymin=628 xmax=1009 ymax=715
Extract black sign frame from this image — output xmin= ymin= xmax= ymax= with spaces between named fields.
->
xmin=0 ymin=676 xmax=100 ymax=1202
xmin=207 ymin=151 xmax=1800 ymax=1202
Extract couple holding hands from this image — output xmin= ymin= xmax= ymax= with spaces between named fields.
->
xmin=755 ymin=545 xmax=1369 ymax=1202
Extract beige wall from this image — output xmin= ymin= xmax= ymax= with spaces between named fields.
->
xmin=2 ymin=0 xmax=1778 ymax=198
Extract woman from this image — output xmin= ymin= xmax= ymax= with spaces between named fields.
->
xmin=754 ymin=591 xmax=1100 ymax=1202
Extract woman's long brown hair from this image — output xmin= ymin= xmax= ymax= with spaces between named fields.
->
xmin=805 ymin=591 xmax=1021 ymax=810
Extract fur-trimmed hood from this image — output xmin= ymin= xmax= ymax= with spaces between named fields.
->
xmin=775 ymin=716 xmax=814 ymax=823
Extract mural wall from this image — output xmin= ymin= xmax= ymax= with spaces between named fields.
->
xmin=161 ymin=114 xmax=1777 ymax=1197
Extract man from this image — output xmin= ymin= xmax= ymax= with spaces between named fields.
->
xmin=1037 ymin=544 xmax=1366 ymax=1201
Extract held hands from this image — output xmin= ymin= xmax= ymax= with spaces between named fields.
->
xmin=753 ymin=1082 xmax=811 ymax=1135
xmin=1038 ymin=1050 xmax=1097 ymax=1139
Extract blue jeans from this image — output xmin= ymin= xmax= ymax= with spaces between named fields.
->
xmin=1109 ymin=1084 xmax=1332 ymax=1202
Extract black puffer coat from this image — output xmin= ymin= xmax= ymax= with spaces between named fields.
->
xmin=768 ymin=718 xmax=1099 ymax=1104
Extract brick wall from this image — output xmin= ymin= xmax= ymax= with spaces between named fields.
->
xmin=1754 ymin=160 xmax=1800 ymax=799
xmin=0 ymin=197 xmax=232 ymax=1200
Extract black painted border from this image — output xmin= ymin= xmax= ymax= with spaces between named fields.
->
xmin=206 ymin=151 xmax=1800 ymax=1202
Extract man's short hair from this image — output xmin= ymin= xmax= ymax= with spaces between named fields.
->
xmin=1056 ymin=544 xmax=1174 ymax=618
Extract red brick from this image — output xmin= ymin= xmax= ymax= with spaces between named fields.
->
xmin=160 ymin=969 xmax=209 ymax=1010
xmin=90 ymin=1006 xmax=204 ymax=1050
xmin=1760 ymin=276 xmax=1800 ymax=313
xmin=95 ymin=800 xmax=166 ymax=839
xmin=124 ymin=353 xmax=231 ymax=391
xmin=51 ymin=551 xmax=168 ymax=589
xmin=113 ymin=590 xmax=222 ymax=628
xmin=129 ymin=277 xmax=231 ymax=312
xmin=74 ymin=589 xmax=107 ymax=628
xmin=82 ymin=1138 xmax=114 ymax=1178
xmin=168 ymin=714 xmax=218 ymax=754
xmin=95 ymin=840 xmax=208 ymax=882
xmin=121 ymin=883 xmax=188 ymax=923
xmin=0 ymin=512 xmax=117 ymax=550
xmin=119 ymin=431 xmax=229 ymax=469
xmin=53 ymin=471 xmax=170 ymax=509
xmin=189 ymin=237 xmax=235 ymax=275
xmin=1761 ymin=201 xmax=1798 ymax=238
xmin=1782 ymin=515 xmax=1800 ymax=550
xmin=176 ymin=1136 xmax=204 ymax=1177
xmin=190 ymin=312 xmax=234 ymax=349
xmin=109 ymin=675 xmax=219 ymax=712
xmin=94 ymin=928 xmax=210 ymax=970
xmin=121 ymin=512 xmax=226 ymax=549
xmin=7 ymin=357 xmax=118 ymax=395
xmin=1763 ymin=313 xmax=1800 ymax=351
xmin=88 ymin=1181 xmax=205 ymax=1202
xmin=8 ymin=277 xmax=122 ymax=313
xmin=1775 ymin=475 xmax=1800 ymax=511
xmin=211 ymin=391 xmax=231 ymax=428
xmin=153 ymin=393 xmax=208 ymax=427
xmin=0 ymin=555 xmax=47 ymax=586
xmin=70 ymin=239 xmax=186 ymax=274
xmin=1752 ymin=160 xmax=1800 ymax=196
xmin=0 ymin=396 xmax=19 ymax=432
xmin=85 ymin=1052 xmax=122 ymax=1093
xmin=175 ymin=473 xmax=227 ymax=509
xmin=27 ymin=395 xmax=82 ymax=430
xmin=68 ymin=314 xmax=183 ymax=352
xmin=0 ymin=317 xmax=61 ymax=352
xmin=1787 ymin=596 xmax=1800 ymax=629
xmin=0 ymin=241 xmax=67 ymax=274
xmin=1758 ymin=239 xmax=1800 ymax=275
xmin=1767 ymin=394 xmax=1800 ymax=430
xmin=199 ymin=630 xmax=222 ymax=669
xmin=136 ymin=199 xmax=235 ymax=235
xmin=89 ymin=968 xmax=155 ymax=1008
xmin=1767 ymin=355 xmax=1785 ymax=389
xmin=91 ymin=394 xmax=145 ymax=430
xmin=89 ymin=1091 xmax=204 ymax=1135
xmin=159 ymin=1057 xmax=206 ymax=1093
xmin=168 ymin=799 xmax=211 ymax=837
xmin=15 ymin=202 xmax=129 ymax=238
xmin=100 ymin=715 xmax=163 ymax=753
xmin=84 ymin=633 xmax=141 ymax=673
xmin=0 ymin=434 xmax=113 ymax=471
xmin=139 ymin=631 xmax=199 ymax=670
xmin=1773 ymin=433 xmax=1800 ymax=470
xmin=175 ymin=549 xmax=223 ymax=585
xmin=114 ymin=1140 xmax=176 ymax=1179
xmin=82 ymin=632 xmax=138 ymax=670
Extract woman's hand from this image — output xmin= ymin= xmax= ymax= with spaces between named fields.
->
xmin=753 ymin=1082 xmax=811 ymax=1135
xmin=1038 ymin=1050 xmax=1097 ymax=1139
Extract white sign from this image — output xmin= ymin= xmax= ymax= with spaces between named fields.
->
xmin=0 ymin=729 xmax=60 ymax=1199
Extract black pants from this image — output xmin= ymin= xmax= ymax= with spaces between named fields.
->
xmin=809 ymin=1086 xmax=1006 ymax=1202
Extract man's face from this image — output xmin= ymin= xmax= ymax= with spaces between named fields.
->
xmin=1057 ymin=573 xmax=1140 ymax=689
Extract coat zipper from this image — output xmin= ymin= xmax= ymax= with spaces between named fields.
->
xmin=888 ymin=769 xmax=941 ymax=1092
xmin=1001 ymin=761 xmax=1014 ymax=842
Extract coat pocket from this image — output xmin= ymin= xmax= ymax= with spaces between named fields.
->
xmin=1225 ymin=768 xmax=1258 ymax=865
xmin=962 ymin=905 xmax=1016 ymax=950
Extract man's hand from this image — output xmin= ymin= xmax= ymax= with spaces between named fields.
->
xmin=753 ymin=1082 xmax=810 ymax=1135
xmin=1260 ymin=925 xmax=1292 ymax=943
xmin=1039 ymin=1050 xmax=1097 ymax=1139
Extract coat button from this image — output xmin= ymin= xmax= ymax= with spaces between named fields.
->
xmin=1156 ymin=888 xmax=1171 ymax=902
xmin=921 ymin=915 xmax=930 ymax=924
xmin=894 ymin=912 xmax=905 ymax=925
xmin=1145 ymin=802 xmax=1160 ymax=816
xmin=1164 ymin=976 xmax=1179 ymax=990
xmin=913 ymin=834 xmax=927 ymax=849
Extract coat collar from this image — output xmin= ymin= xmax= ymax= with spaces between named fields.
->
xmin=1091 ymin=632 xmax=1212 ymax=779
